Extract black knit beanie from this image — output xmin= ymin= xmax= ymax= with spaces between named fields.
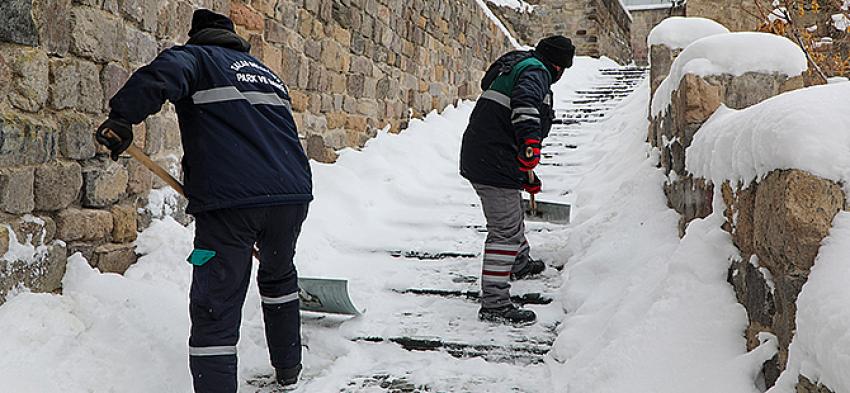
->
xmin=188 ymin=9 xmax=235 ymax=37
xmin=534 ymin=35 xmax=576 ymax=69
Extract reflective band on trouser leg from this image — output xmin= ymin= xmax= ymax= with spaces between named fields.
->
xmin=481 ymin=243 xmax=519 ymax=307
xmin=189 ymin=345 xmax=237 ymax=357
xmin=261 ymin=292 xmax=299 ymax=305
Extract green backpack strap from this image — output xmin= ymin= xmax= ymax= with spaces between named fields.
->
xmin=486 ymin=57 xmax=548 ymax=98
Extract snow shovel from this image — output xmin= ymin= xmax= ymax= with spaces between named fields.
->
xmin=101 ymin=129 xmax=363 ymax=316
xmin=523 ymin=171 xmax=571 ymax=225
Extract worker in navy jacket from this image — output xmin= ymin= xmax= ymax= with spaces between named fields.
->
xmin=96 ymin=10 xmax=310 ymax=392
xmin=460 ymin=36 xmax=575 ymax=326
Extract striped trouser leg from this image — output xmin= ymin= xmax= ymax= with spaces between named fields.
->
xmin=472 ymin=183 xmax=526 ymax=308
xmin=513 ymin=238 xmax=531 ymax=274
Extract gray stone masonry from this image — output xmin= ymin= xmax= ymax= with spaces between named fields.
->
xmin=0 ymin=0 xmax=515 ymax=305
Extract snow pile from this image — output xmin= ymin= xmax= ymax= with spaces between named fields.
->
xmin=474 ymin=0 xmax=522 ymax=48
xmin=768 ymin=212 xmax=850 ymax=393
xmin=3 ymin=216 xmax=54 ymax=264
xmin=548 ymin=79 xmax=774 ymax=393
xmin=686 ymin=83 xmax=850 ymax=194
xmin=833 ymin=13 xmax=850 ymax=32
xmin=485 ymin=0 xmax=535 ymax=12
xmin=647 ymin=17 xmax=730 ymax=50
xmin=651 ymin=32 xmax=807 ymax=116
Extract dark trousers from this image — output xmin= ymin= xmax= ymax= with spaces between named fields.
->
xmin=188 ymin=204 xmax=309 ymax=393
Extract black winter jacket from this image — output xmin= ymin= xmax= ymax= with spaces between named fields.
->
xmin=460 ymin=52 xmax=555 ymax=189
xmin=109 ymin=29 xmax=312 ymax=214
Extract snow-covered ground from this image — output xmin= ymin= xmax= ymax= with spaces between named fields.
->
xmin=0 ymin=55 xmax=785 ymax=393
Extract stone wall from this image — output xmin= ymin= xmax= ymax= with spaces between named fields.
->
xmin=0 ymin=0 xmax=225 ymax=303
xmin=628 ymin=5 xmax=684 ymax=65
xmin=723 ymin=171 xmax=844 ymax=389
xmin=648 ymin=43 xmax=804 ymax=235
xmin=0 ymin=0 xmax=515 ymax=304
xmin=246 ymin=0 xmax=514 ymax=162
xmin=488 ymin=0 xmax=634 ymax=63
xmin=648 ymin=28 xmax=841 ymax=393
xmin=685 ymin=0 xmax=756 ymax=32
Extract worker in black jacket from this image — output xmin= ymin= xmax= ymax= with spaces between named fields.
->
xmin=460 ymin=36 xmax=575 ymax=325
xmin=95 ymin=10 xmax=310 ymax=392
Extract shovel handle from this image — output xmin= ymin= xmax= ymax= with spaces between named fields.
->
xmin=101 ymin=128 xmax=261 ymax=260
xmin=528 ymin=171 xmax=538 ymax=215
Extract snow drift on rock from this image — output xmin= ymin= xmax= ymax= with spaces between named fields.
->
xmin=768 ymin=212 xmax=850 ymax=393
xmin=647 ymin=16 xmax=730 ymax=50
xmin=686 ymin=83 xmax=850 ymax=195
xmin=548 ymin=79 xmax=775 ymax=393
xmin=651 ymin=32 xmax=808 ymax=116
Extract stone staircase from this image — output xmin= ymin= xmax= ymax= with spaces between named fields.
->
xmin=261 ymin=66 xmax=649 ymax=393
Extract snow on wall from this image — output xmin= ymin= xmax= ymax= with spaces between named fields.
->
xmin=686 ymin=83 xmax=850 ymax=196
xmin=475 ymin=0 xmax=523 ymax=49
xmin=647 ymin=17 xmax=730 ymax=50
xmin=485 ymin=0 xmax=536 ymax=13
xmin=651 ymin=32 xmax=808 ymax=116
xmin=769 ymin=212 xmax=850 ymax=393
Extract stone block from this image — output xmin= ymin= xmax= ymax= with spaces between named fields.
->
xmin=49 ymin=58 xmax=80 ymax=110
xmin=0 ymin=167 xmax=34 ymax=215
xmin=725 ymin=72 xmax=783 ymax=110
xmin=55 ymin=208 xmax=113 ymax=242
xmin=143 ymin=114 xmax=169 ymax=155
xmin=119 ymin=0 xmax=158 ymax=32
xmin=111 ymin=204 xmax=137 ymax=243
xmin=58 ymin=113 xmax=96 ymax=160
xmin=101 ymin=63 xmax=130 ymax=111
xmin=0 ymin=225 xmax=9 ymax=255
xmin=797 ymin=375 xmax=835 ymax=393
xmin=35 ymin=0 xmax=72 ymax=55
xmin=304 ymin=134 xmax=338 ymax=163
xmin=0 ymin=241 xmax=67 ymax=302
xmin=252 ymin=0 xmax=276 ymax=17
xmin=34 ymin=160 xmax=83 ymax=211
xmin=125 ymin=158 xmax=152 ymax=196
xmin=70 ymin=7 xmax=125 ymax=63
xmin=94 ymin=243 xmax=137 ymax=274
xmin=231 ymin=2 xmax=264 ymax=31
xmin=0 ymin=0 xmax=39 ymax=46
xmin=680 ymin=74 xmax=722 ymax=125
xmin=754 ymin=170 xmax=844 ymax=274
xmin=0 ymin=111 xmax=58 ymax=167
xmin=78 ymin=61 xmax=104 ymax=114
xmin=8 ymin=48 xmax=49 ymax=113
xmin=126 ymin=27 xmax=158 ymax=65
xmin=81 ymin=158 xmax=129 ymax=208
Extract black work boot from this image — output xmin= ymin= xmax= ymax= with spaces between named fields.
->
xmin=275 ymin=364 xmax=302 ymax=389
xmin=478 ymin=304 xmax=537 ymax=326
xmin=511 ymin=259 xmax=546 ymax=280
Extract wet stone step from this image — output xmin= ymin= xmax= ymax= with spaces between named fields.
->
xmin=354 ymin=336 xmax=551 ymax=365
xmin=395 ymin=288 xmax=554 ymax=305
xmin=543 ymin=142 xmax=578 ymax=148
xmin=389 ymin=251 xmax=478 ymax=260
xmin=343 ymin=374 xmax=428 ymax=393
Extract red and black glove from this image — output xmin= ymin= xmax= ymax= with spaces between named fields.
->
xmin=95 ymin=118 xmax=133 ymax=161
xmin=518 ymin=138 xmax=541 ymax=172
xmin=523 ymin=173 xmax=542 ymax=195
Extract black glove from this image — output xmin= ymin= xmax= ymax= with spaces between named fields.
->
xmin=95 ymin=118 xmax=133 ymax=161
xmin=523 ymin=173 xmax=542 ymax=195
